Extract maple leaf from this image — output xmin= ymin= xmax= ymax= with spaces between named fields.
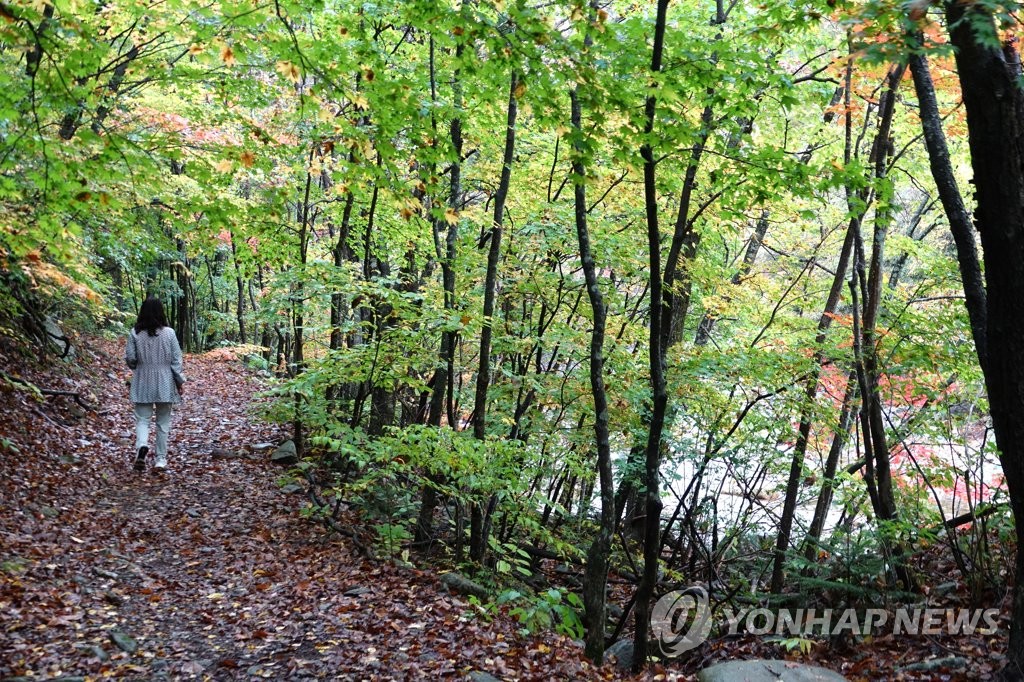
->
xmin=443 ymin=208 xmax=458 ymax=225
xmin=221 ymin=45 xmax=237 ymax=66
xmin=188 ymin=43 xmax=203 ymax=56
xmin=276 ymin=60 xmax=301 ymax=83
xmin=215 ymin=159 xmax=234 ymax=173
xmin=240 ymin=151 xmax=256 ymax=168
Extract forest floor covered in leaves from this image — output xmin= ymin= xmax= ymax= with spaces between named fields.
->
xmin=0 ymin=335 xmax=1010 ymax=681
xmin=0 ymin=337 xmax=618 ymax=681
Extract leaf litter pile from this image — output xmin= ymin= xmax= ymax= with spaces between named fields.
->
xmin=0 ymin=338 xmax=613 ymax=680
xmin=0 ymin=336 xmax=1012 ymax=681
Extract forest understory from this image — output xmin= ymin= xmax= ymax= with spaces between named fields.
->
xmin=0 ymin=336 xmax=1010 ymax=681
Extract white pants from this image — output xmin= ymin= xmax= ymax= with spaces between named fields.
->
xmin=134 ymin=403 xmax=173 ymax=457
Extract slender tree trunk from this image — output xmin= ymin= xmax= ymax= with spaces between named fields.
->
xmin=906 ymin=39 xmax=987 ymax=373
xmin=328 ymin=190 xmax=357 ymax=404
xmin=469 ymin=69 xmax=519 ymax=563
xmin=416 ymin=32 xmax=464 ymax=543
xmin=230 ymin=237 xmax=247 ymax=344
xmin=802 ymin=371 xmax=857 ymax=563
xmin=855 ymin=63 xmax=917 ymax=592
xmin=174 ymin=238 xmax=195 ymax=352
xmin=634 ymin=0 xmax=671 ymax=668
xmin=570 ymin=85 xmax=614 ymax=661
xmin=291 ymin=154 xmax=315 ymax=457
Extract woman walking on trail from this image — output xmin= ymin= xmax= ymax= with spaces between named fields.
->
xmin=126 ymin=296 xmax=186 ymax=472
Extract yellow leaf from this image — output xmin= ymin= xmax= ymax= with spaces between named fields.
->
xmin=240 ymin=151 xmax=255 ymax=168
xmin=188 ymin=43 xmax=203 ymax=56
xmin=220 ymin=45 xmax=236 ymax=66
xmin=276 ymin=60 xmax=300 ymax=83
xmin=443 ymin=208 xmax=458 ymax=225
xmin=513 ymin=82 xmax=527 ymax=99
xmin=206 ymin=592 xmax=224 ymax=600
xmin=351 ymin=93 xmax=369 ymax=110
xmin=215 ymin=159 xmax=234 ymax=173
xmin=831 ymin=159 xmax=844 ymax=171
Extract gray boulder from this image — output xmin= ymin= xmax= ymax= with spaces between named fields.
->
xmin=605 ymin=639 xmax=634 ymax=670
xmin=270 ymin=440 xmax=298 ymax=465
xmin=697 ymin=660 xmax=847 ymax=682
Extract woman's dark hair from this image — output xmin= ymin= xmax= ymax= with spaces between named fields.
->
xmin=134 ymin=296 xmax=168 ymax=336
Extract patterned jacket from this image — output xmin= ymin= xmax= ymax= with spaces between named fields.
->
xmin=126 ymin=327 xmax=186 ymax=404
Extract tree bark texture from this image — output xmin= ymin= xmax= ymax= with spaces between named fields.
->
xmin=942 ymin=3 xmax=1024 ymax=675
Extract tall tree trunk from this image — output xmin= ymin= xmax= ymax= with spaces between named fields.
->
xmin=469 ymin=68 xmax=518 ymax=563
xmin=906 ymin=38 xmax=988 ymax=373
xmin=359 ymin=169 xmax=396 ymax=437
xmin=570 ymin=84 xmax=614 ymax=661
xmin=632 ymin=1 xmax=729 ymax=667
xmin=854 ymin=63 xmax=917 ymax=592
xmin=416 ymin=31 xmax=465 ymax=543
xmin=291 ymin=154 xmax=315 ymax=457
xmin=230 ymin=236 xmax=247 ymax=344
xmin=933 ymin=4 xmax=1024 ymax=675
xmin=328 ymin=191 xmax=357 ymax=404
xmin=634 ymin=0 xmax=671 ymax=668
xmin=174 ymin=238 xmax=195 ymax=352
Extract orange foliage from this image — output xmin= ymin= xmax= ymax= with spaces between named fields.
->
xmin=21 ymin=252 xmax=102 ymax=305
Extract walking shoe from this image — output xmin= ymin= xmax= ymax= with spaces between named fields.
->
xmin=153 ymin=454 xmax=167 ymax=471
xmin=134 ymin=446 xmax=148 ymax=471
